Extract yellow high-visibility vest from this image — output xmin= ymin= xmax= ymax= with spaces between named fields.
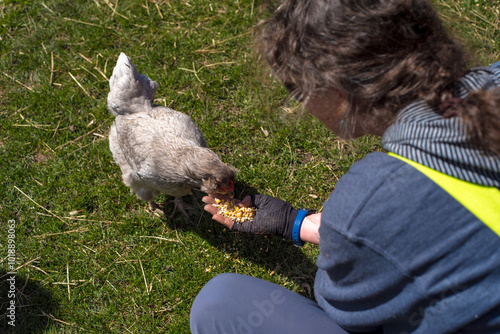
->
xmin=389 ymin=153 xmax=500 ymax=237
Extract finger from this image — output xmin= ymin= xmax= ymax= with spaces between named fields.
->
xmin=209 ymin=193 xmax=233 ymax=201
xmin=204 ymin=204 xmax=232 ymax=225
xmin=202 ymin=196 xmax=216 ymax=204
xmin=204 ymin=204 xmax=219 ymax=215
xmin=211 ymin=213 xmax=235 ymax=229
xmin=238 ymin=196 xmax=253 ymax=208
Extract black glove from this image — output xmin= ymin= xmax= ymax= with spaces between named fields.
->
xmin=230 ymin=194 xmax=298 ymax=239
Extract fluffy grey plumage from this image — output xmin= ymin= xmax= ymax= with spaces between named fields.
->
xmin=108 ymin=53 xmax=236 ymax=216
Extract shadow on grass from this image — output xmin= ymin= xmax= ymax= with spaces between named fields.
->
xmin=0 ymin=271 xmax=58 ymax=334
xmin=158 ymin=182 xmax=319 ymax=297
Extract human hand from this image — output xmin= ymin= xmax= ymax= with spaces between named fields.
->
xmin=203 ymin=194 xmax=299 ymax=238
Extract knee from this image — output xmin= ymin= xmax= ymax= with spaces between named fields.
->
xmin=190 ymin=273 xmax=241 ymax=333
xmin=191 ymin=273 xmax=239 ymax=310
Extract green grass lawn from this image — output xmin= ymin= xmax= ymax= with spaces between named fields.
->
xmin=0 ymin=0 xmax=498 ymax=333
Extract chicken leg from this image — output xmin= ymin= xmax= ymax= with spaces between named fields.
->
xmin=169 ymin=196 xmax=193 ymax=223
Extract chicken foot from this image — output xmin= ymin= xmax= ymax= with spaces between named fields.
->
xmin=168 ymin=196 xmax=193 ymax=223
xmin=149 ymin=201 xmax=161 ymax=212
xmin=148 ymin=196 xmax=194 ymax=222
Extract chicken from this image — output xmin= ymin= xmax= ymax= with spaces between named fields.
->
xmin=107 ymin=53 xmax=236 ymax=219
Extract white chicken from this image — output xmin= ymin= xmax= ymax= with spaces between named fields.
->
xmin=108 ymin=53 xmax=236 ymax=219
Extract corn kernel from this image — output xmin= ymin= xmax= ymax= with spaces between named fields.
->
xmin=213 ymin=199 xmax=256 ymax=223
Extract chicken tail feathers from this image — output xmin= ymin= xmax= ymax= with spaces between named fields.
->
xmin=107 ymin=53 xmax=159 ymax=116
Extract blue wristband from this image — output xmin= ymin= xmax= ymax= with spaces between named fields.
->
xmin=292 ymin=210 xmax=308 ymax=247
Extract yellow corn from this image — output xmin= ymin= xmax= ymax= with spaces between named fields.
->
xmin=213 ymin=198 xmax=256 ymax=223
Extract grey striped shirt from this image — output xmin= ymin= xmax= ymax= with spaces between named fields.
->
xmin=382 ymin=66 xmax=500 ymax=188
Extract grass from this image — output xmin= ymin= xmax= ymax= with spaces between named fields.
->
xmin=0 ymin=0 xmax=498 ymax=333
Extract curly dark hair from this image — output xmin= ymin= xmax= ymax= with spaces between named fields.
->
xmin=259 ymin=0 xmax=500 ymax=154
